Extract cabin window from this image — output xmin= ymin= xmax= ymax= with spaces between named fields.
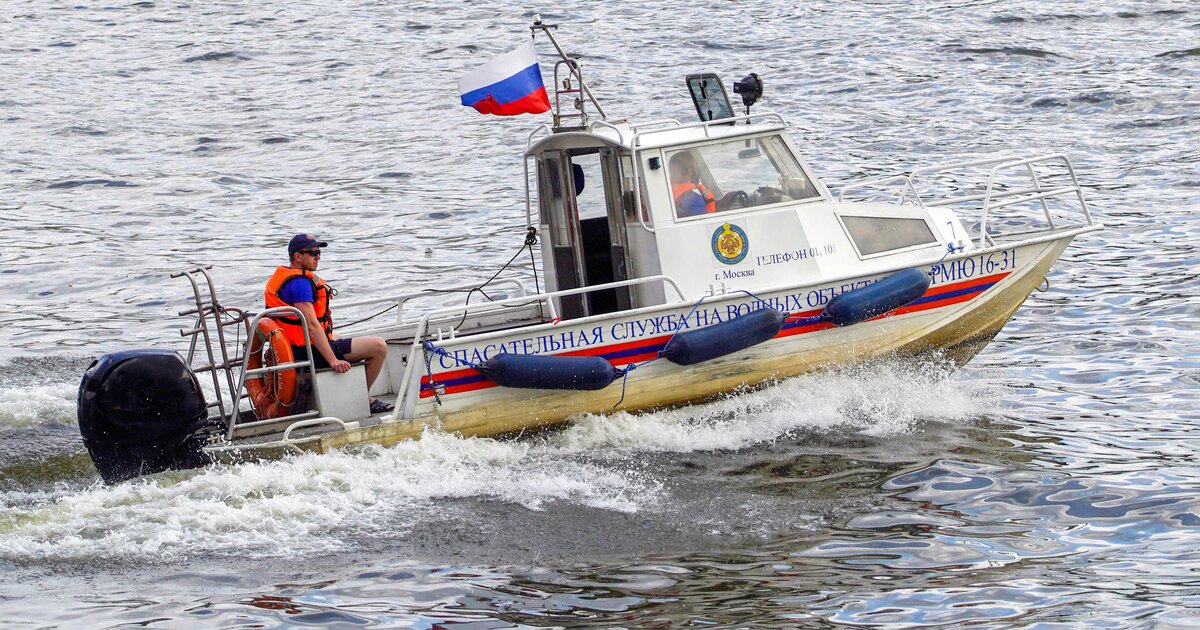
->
xmin=841 ymin=215 xmax=937 ymax=256
xmin=666 ymin=135 xmax=818 ymax=219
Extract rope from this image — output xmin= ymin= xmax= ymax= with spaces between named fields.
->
xmin=421 ymin=287 xmax=791 ymax=412
xmin=528 ymin=237 xmax=540 ymax=295
xmin=339 ymin=303 xmax=399 ymax=329
xmin=928 ymin=241 xmax=966 ymax=276
xmin=421 ymin=340 xmax=486 ymax=406
xmin=336 ymin=227 xmax=541 ymax=331
xmin=608 ymin=295 xmax=708 ymax=408
xmin=421 ymin=342 xmax=444 ymax=406
xmin=613 ymin=361 xmax=637 ymax=409
xmin=452 ymin=226 xmax=540 ymax=329
xmin=933 ymin=221 xmax=966 ymax=271
xmin=417 ymin=235 xmax=961 ymax=412
xmin=422 ymin=340 xmax=481 ymax=370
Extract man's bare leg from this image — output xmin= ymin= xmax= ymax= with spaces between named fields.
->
xmin=346 ymin=336 xmax=388 ymax=389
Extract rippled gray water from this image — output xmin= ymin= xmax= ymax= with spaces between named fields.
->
xmin=2 ymin=1 xmax=1198 ymax=627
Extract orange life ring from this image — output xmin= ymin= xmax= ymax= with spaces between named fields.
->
xmin=245 ymin=318 xmax=298 ymax=420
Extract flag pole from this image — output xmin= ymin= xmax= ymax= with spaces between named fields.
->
xmin=530 ymin=14 xmax=608 ymax=123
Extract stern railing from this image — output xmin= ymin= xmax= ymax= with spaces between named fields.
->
xmin=226 ymin=306 xmax=323 ymax=440
xmin=172 ymin=266 xmax=325 ymax=441
xmin=173 ymin=265 xmax=250 ymax=424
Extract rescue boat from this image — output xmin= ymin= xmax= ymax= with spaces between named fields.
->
xmin=77 ymin=18 xmax=1101 ymax=483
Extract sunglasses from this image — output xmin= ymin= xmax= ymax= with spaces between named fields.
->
xmin=298 ymin=249 xmax=322 ymax=257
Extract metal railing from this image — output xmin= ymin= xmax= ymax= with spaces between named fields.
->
xmin=171 ymin=267 xmax=538 ymax=443
xmin=173 ymin=265 xmax=250 ymax=422
xmin=836 ymin=175 xmax=925 ymax=207
xmin=837 ymin=154 xmax=1095 ymax=248
xmin=630 ymin=112 xmax=786 ymax=148
xmin=226 ymin=306 xmax=323 ymax=440
xmin=626 ymin=118 xmax=684 ymax=134
xmin=588 ymin=120 xmax=626 ymax=145
xmin=526 ymin=124 xmax=553 ymax=151
xmin=172 ymin=266 xmax=325 ymax=442
xmin=335 ymin=278 xmax=530 ymax=332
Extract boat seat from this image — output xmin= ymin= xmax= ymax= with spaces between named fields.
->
xmin=312 ymin=359 xmax=366 ymax=374
xmin=306 ymin=362 xmax=370 ymax=420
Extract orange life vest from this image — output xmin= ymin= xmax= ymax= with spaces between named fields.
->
xmin=672 ymin=182 xmax=717 ymax=214
xmin=263 ymin=266 xmax=334 ymax=347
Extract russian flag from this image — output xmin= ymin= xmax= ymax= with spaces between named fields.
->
xmin=457 ymin=41 xmax=551 ymax=116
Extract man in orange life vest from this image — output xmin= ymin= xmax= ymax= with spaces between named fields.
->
xmin=669 ymin=151 xmax=742 ymax=217
xmin=264 ymin=234 xmax=393 ymax=414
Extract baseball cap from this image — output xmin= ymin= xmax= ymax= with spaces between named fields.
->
xmin=288 ymin=234 xmax=328 ymax=255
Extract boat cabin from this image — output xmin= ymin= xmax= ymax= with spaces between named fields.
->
xmin=527 ymin=114 xmax=963 ymax=322
xmin=522 ymin=24 xmax=968 ymax=322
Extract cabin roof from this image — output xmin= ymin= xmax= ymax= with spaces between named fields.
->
xmin=525 ymin=112 xmax=790 ymax=156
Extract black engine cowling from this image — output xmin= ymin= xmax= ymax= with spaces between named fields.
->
xmin=78 ymin=349 xmax=215 ymax=484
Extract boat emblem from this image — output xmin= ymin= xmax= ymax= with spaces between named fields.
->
xmin=711 ymin=223 xmax=749 ymax=265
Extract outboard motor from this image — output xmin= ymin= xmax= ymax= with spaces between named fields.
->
xmin=78 ymin=349 xmax=215 ymax=484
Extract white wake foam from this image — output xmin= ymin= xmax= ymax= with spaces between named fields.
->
xmin=0 ymin=384 xmax=77 ymax=429
xmin=0 ymin=359 xmax=994 ymax=563
xmin=555 ymin=358 xmax=995 ymax=452
xmin=0 ymin=429 xmax=657 ymax=562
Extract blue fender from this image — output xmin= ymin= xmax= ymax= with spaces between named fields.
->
xmin=479 ymin=353 xmax=623 ymax=391
xmin=821 ymin=268 xmax=930 ymax=327
xmin=661 ymin=307 xmax=786 ymax=366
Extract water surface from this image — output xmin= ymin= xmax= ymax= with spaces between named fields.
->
xmin=1 ymin=1 xmax=1197 ymax=627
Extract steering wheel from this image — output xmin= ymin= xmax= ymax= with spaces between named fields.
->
xmin=724 ymin=190 xmax=750 ymax=210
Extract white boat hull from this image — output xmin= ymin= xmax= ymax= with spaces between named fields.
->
xmin=212 ymin=231 xmax=1081 ymax=462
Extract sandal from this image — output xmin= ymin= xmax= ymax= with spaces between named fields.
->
xmin=369 ymin=398 xmax=394 ymax=414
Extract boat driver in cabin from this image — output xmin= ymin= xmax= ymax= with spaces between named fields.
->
xmin=264 ymin=234 xmax=393 ymax=414
xmin=669 ymin=150 xmax=742 ymax=217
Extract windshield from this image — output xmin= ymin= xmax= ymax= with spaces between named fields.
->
xmin=666 ymin=134 xmax=819 ymax=218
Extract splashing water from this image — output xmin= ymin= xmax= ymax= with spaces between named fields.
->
xmin=0 ymin=384 xmax=77 ymax=429
xmin=0 ymin=429 xmax=660 ymax=562
xmin=2 ymin=1 xmax=1196 ymax=624
xmin=557 ymin=358 xmax=998 ymax=452
xmin=0 ymin=359 xmax=990 ymax=564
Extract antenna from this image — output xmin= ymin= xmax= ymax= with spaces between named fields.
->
xmin=531 ymin=15 xmax=608 ymax=129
